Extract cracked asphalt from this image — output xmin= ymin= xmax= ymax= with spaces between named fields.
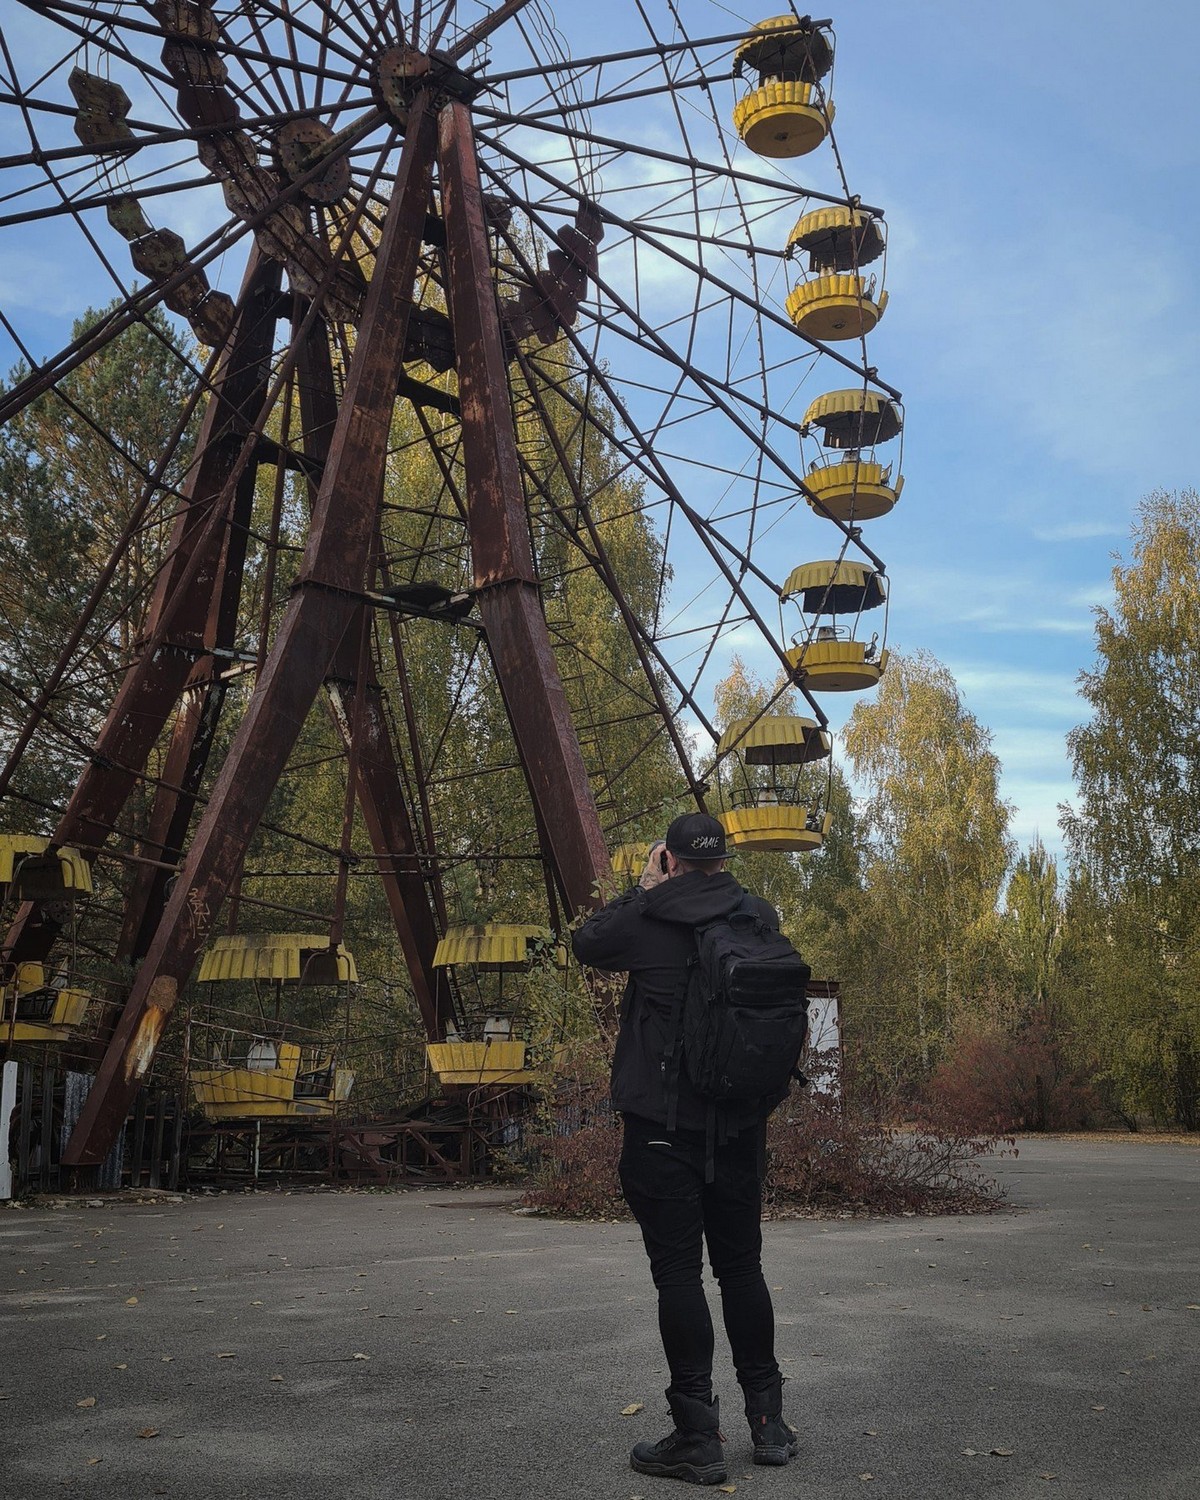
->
xmin=1 ymin=1137 xmax=1197 ymax=1500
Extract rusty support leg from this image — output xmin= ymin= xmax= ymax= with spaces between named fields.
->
xmin=437 ymin=99 xmax=609 ymax=917
xmin=325 ymin=617 xmax=446 ymax=1039
xmin=63 ymin=105 xmax=439 ymax=1168
xmin=294 ymin=306 xmax=446 ymax=1039
xmin=3 ymin=252 xmax=282 ymax=972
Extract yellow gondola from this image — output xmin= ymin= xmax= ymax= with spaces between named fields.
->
xmin=733 ymin=18 xmax=834 ymax=158
xmin=782 ymin=562 xmax=889 ymax=693
xmin=1 ymin=963 xmax=89 ymax=1044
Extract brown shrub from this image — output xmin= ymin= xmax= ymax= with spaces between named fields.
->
xmin=926 ymin=1020 xmax=1104 ymax=1133
xmin=522 ymin=1052 xmax=1012 ymax=1218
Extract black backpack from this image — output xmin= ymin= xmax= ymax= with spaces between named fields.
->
xmin=671 ymin=893 xmax=811 ymax=1116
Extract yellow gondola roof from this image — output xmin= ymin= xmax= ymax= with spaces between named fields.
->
xmin=787 ymin=206 xmax=885 ymax=268
xmin=782 ymin=560 xmax=887 ymax=613
xmin=198 ymin=932 xmax=357 ymax=984
xmin=433 ymin=923 xmax=554 ymax=970
xmin=0 ymin=835 xmax=92 ymax=897
xmin=734 ymin=16 xmax=833 ymax=81
xmin=801 ymin=388 xmax=902 ymax=447
xmin=717 ymin=715 xmax=831 ymax=765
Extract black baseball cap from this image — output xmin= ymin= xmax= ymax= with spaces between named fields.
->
xmin=664 ymin=812 xmax=731 ymax=860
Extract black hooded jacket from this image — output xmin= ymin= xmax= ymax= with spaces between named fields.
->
xmin=572 ymin=870 xmax=781 ymax=1131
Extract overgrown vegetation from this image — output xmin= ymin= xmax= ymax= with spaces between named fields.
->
xmin=521 ymin=1050 xmax=1012 ymax=1220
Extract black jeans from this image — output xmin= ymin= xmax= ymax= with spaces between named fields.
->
xmin=619 ymin=1112 xmax=779 ymax=1405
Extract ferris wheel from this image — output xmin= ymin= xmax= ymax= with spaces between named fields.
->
xmin=0 ymin=2 xmax=902 ymax=1171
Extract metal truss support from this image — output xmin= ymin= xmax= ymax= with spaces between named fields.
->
xmin=64 ymin=102 xmax=439 ymax=1167
xmin=438 ymin=98 xmax=610 ymax=917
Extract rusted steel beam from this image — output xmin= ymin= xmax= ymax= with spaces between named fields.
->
xmin=325 ymin=616 xmax=447 ymax=1039
xmin=2 ymin=251 xmax=282 ymax=977
xmin=293 ymin=314 xmax=446 ymax=1040
xmin=113 ymin=327 xmax=275 ymax=973
xmin=437 ymin=98 xmax=609 ymax=916
xmin=64 ymin=103 xmax=439 ymax=1169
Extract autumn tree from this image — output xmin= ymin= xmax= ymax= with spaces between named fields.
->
xmin=841 ymin=649 xmax=1012 ymax=1087
xmin=1061 ymin=489 xmax=1200 ymax=1128
xmin=0 ymin=302 xmax=198 ymax=821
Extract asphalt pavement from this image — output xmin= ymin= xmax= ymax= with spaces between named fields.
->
xmin=1 ymin=1137 xmax=1197 ymax=1500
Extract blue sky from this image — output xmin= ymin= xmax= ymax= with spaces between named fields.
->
xmin=2 ymin=2 xmax=1198 ymax=866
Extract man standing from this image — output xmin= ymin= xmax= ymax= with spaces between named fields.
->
xmin=572 ymin=812 xmax=800 ymax=1486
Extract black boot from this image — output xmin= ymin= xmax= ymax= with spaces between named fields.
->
xmin=630 ymin=1389 xmax=727 ymax=1486
xmin=744 ymin=1374 xmax=799 ymax=1466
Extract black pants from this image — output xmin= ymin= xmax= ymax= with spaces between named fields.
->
xmin=619 ymin=1112 xmax=779 ymax=1404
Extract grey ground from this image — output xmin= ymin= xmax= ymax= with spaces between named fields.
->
xmin=1 ymin=1138 xmax=1197 ymax=1500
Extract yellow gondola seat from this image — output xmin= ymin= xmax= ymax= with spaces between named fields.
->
xmin=787 ymin=206 xmax=885 ymax=272
xmin=0 ymin=835 xmax=92 ymax=901
xmin=785 ymin=274 xmax=887 ymax=341
xmin=782 ymin=560 xmax=886 ymax=615
xmin=787 ymin=640 xmax=890 ymax=692
xmin=198 ymin=932 xmax=357 ymax=985
xmin=719 ymin=805 xmax=830 ymax=853
xmin=804 ymin=460 xmax=903 ymax=522
xmin=432 ymin=923 xmax=556 ymax=970
xmin=1 ymin=963 xmax=89 ymax=1043
xmin=426 ymin=1038 xmax=531 ymax=1087
xmin=733 ymin=79 xmax=833 ymax=159
xmin=189 ymin=1041 xmax=354 ymax=1120
xmin=734 ymin=16 xmax=834 ymax=83
xmin=717 ymin=714 xmax=831 ymax=766
xmin=801 ymin=389 xmax=902 ymax=449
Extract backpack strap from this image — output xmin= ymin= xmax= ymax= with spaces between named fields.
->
xmin=662 ymin=961 xmax=692 ymax=1132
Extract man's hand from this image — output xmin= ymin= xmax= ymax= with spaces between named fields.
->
xmin=638 ymin=841 xmax=669 ymax=891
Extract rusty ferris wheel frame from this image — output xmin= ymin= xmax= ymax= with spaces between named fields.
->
xmin=0 ymin=1 xmax=898 ymax=1171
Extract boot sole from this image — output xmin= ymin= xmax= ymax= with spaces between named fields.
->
xmin=630 ymin=1456 xmax=729 ymax=1485
xmin=752 ymin=1441 xmax=800 ymax=1466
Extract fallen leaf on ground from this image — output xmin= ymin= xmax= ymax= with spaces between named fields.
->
xmin=961 ymin=1448 xmax=978 ymax=1456
xmin=124 ymin=1297 xmax=138 ymax=1306
xmin=620 ymin=1403 xmax=644 ymax=1416
xmin=270 ymin=1375 xmax=283 ymax=1382
xmin=352 ymin=1352 xmax=370 ymax=1361
xmin=718 ymin=1486 xmax=737 ymax=1494
xmin=76 ymin=1397 xmax=96 ymax=1408
xmin=990 ymin=1447 xmax=1014 ymax=1457
xmin=1090 ymin=1404 xmax=1105 ymax=1411
xmin=113 ymin=1364 xmax=127 ymax=1371
xmin=86 ymin=1458 xmax=101 ymax=1466
xmin=215 ymin=1352 xmax=235 ymax=1359
xmin=858 ymin=1474 xmax=875 ymax=1482
xmin=138 ymin=1428 xmax=159 ymax=1439
xmin=1039 ymin=1474 xmax=1058 ymax=1481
